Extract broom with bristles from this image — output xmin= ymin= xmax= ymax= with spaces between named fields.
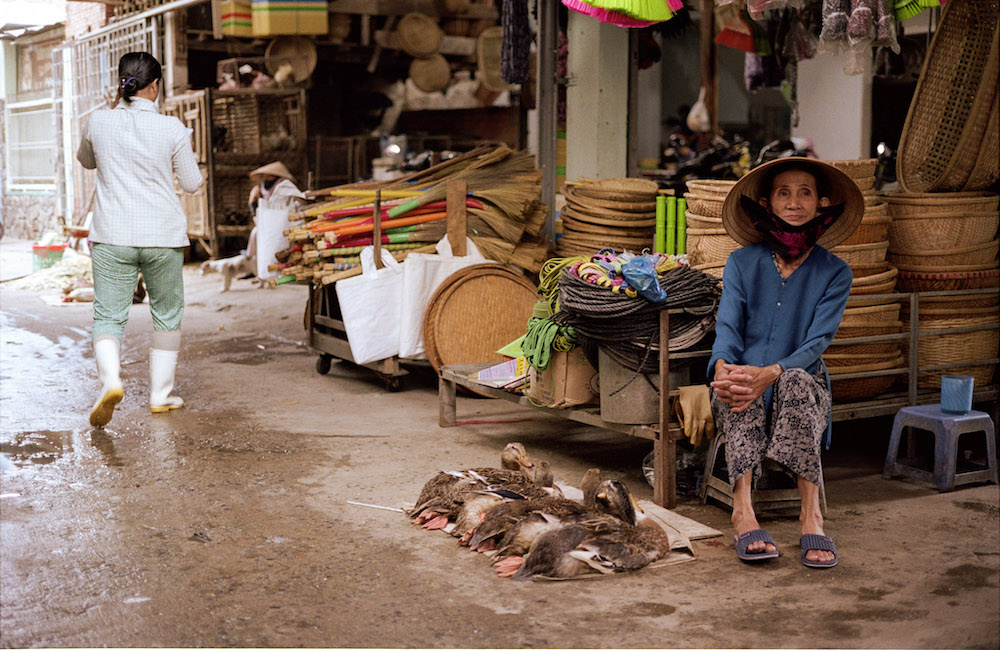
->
xmin=468 ymin=205 xmax=525 ymax=243
xmin=522 ymin=201 xmax=549 ymax=237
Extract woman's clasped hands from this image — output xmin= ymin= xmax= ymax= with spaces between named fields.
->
xmin=711 ymin=360 xmax=783 ymax=413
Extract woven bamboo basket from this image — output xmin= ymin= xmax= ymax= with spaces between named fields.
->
xmin=840 ymin=302 xmax=902 ymax=325
xmin=903 ymin=305 xmax=1000 ymax=322
xmin=882 ymin=192 xmax=999 ymax=216
xmin=889 ymin=240 xmax=999 ymax=268
xmin=965 ymin=93 xmax=999 ymax=191
xmin=564 ymin=185 xmax=657 ymax=213
xmin=850 ymin=279 xmax=898 ymax=295
xmin=904 ymin=292 xmax=1000 ymax=311
xmin=830 ymin=159 xmax=878 ymax=179
xmin=833 ymin=320 xmax=904 ymax=355
xmin=854 ymin=176 xmax=876 ymax=191
xmin=828 ymin=355 xmax=905 ymax=402
xmin=823 ymin=351 xmax=902 ymax=367
xmin=832 ymin=242 xmax=890 ymax=266
xmin=850 ymin=262 xmax=889 ymax=279
xmin=685 ymin=179 xmax=736 ymax=198
xmin=896 ymin=0 xmax=1000 ymax=192
xmin=893 ymin=260 xmax=999 ymax=274
xmin=889 ymin=212 xmax=999 ymax=250
xmin=684 ymin=193 xmax=725 ymax=218
xmin=572 ymin=178 xmax=658 ymax=202
xmin=902 ymin=314 xmax=1000 ymax=388
xmin=693 ymin=260 xmax=726 ymax=279
xmin=685 ymin=211 xmax=724 ymax=230
xmin=827 ymin=339 xmax=901 ymax=356
xmin=864 ymin=195 xmax=883 ymax=207
xmin=687 ymin=228 xmax=741 ymax=265
xmin=842 ymin=215 xmax=892 ymax=246
xmin=897 ymin=268 xmax=1000 ymax=291
xmin=851 ymin=265 xmax=899 ymax=288
xmin=863 ymin=203 xmax=889 ymax=218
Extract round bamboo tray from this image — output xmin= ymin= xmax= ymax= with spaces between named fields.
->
xmin=835 ymin=320 xmax=904 ymax=339
xmin=850 ymin=279 xmax=898 ymax=295
xmin=826 ymin=339 xmax=901 ymax=356
xmin=842 ymin=215 xmax=893 ymax=246
xmin=684 ymin=211 xmax=724 ymax=230
xmin=564 ymin=184 xmax=658 ymax=212
xmin=864 ymin=195 xmax=883 ymax=207
xmin=829 ymin=354 xmax=905 ymax=402
xmin=889 ymin=239 xmax=999 ymax=268
xmin=850 ymin=262 xmax=889 ymax=279
xmin=561 ymin=206 xmax=657 ymax=228
xmin=897 ymin=268 xmax=1000 ymax=291
xmin=888 ymin=212 xmax=999 ymax=250
xmin=893 ymin=260 xmax=999 ymax=274
xmin=683 ymin=193 xmax=725 ymax=218
xmin=561 ymin=215 xmax=655 ymax=238
xmin=840 ymin=302 xmax=902 ymax=325
xmin=832 ymin=241 xmax=890 ymax=266
xmin=572 ymin=177 xmax=658 ymax=202
xmin=903 ymin=305 xmax=1000 ymax=321
xmin=397 ymin=12 xmax=443 ymax=58
xmin=863 ymin=203 xmax=889 ymax=217
xmin=833 ymin=320 xmax=904 ymax=356
xmin=902 ymin=314 xmax=1000 ymax=388
xmin=903 ymin=292 xmax=1000 ymax=310
xmin=830 ymin=159 xmax=878 ymax=178
xmin=422 ymin=264 xmax=538 ymax=372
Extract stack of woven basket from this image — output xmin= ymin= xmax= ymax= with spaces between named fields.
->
xmin=684 ymin=179 xmax=740 ymax=277
xmin=558 ymin=178 xmax=659 ymax=257
xmin=824 ymin=159 xmax=905 ymax=401
xmin=884 ymin=191 xmax=1000 ymax=389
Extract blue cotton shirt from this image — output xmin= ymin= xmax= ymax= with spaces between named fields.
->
xmin=708 ymin=242 xmax=852 ymax=386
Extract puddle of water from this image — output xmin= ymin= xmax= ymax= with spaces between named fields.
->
xmin=0 ymin=428 xmax=124 ymax=472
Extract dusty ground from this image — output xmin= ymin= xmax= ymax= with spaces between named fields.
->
xmin=1 ymin=237 xmax=998 ymax=648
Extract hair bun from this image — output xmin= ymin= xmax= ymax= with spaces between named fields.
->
xmin=122 ymin=76 xmax=138 ymax=93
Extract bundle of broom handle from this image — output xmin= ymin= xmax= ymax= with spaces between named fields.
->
xmin=308 ymin=203 xmax=444 ymax=232
xmin=314 ymin=198 xmax=483 ymax=222
xmin=318 ymin=211 xmax=448 ymax=241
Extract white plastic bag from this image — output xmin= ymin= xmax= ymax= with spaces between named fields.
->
xmin=255 ymin=206 xmax=292 ymax=281
xmin=397 ymin=236 xmax=487 ymax=359
xmin=335 ymin=246 xmax=403 ymax=365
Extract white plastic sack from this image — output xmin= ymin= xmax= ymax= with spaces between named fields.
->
xmin=255 ymin=206 xmax=292 ymax=281
xmin=398 ymin=235 xmax=487 ymax=359
xmin=335 ymin=246 xmax=403 ymax=365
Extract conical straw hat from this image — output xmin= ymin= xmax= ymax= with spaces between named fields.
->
xmin=249 ymin=161 xmax=296 ymax=183
xmin=721 ymin=157 xmax=864 ymax=249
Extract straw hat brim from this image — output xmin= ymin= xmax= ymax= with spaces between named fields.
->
xmin=721 ymin=157 xmax=865 ymax=249
xmin=249 ymin=161 xmax=296 ymax=183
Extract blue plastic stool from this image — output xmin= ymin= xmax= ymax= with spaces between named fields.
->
xmin=884 ymin=405 xmax=998 ymax=491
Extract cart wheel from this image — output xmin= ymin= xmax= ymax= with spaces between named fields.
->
xmin=316 ymin=354 xmax=333 ymax=375
xmin=382 ymin=375 xmax=401 ymax=392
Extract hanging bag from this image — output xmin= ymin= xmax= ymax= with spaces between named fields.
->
xmin=335 ymin=246 xmax=403 ymax=365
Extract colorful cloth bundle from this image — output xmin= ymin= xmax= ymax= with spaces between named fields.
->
xmin=561 ymin=0 xmax=682 ymax=27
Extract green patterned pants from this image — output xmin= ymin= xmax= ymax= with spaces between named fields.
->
xmin=91 ymin=244 xmax=184 ymax=347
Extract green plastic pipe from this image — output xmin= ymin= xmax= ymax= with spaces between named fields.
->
xmin=666 ymin=196 xmax=677 ymax=255
xmin=655 ymin=196 xmax=666 ymax=253
xmin=677 ymin=198 xmax=687 ymax=255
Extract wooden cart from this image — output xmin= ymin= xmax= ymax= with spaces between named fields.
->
xmin=306 ymin=181 xmax=471 ymax=390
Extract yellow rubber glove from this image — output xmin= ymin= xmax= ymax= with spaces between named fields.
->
xmin=674 ymin=384 xmax=715 ymax=447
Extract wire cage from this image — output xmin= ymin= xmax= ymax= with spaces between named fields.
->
xmin=210 ymin=89 xmax=306 ymax=155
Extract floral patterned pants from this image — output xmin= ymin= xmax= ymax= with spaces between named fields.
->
xmin=711 ymin=368 xmax=830 ymax=487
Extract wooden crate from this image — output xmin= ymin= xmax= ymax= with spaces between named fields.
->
xmin=177 ymin=165 xmax=209 ymax=237
xmin=164 ymin=91 xmax=208 ymax=164
xmin=209 ymin=89 xmax=306 ymax=155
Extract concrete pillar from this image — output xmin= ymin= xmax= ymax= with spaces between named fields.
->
xmin=565 ymin=12 xmax=629 ymax=180
xmin=793 ymin=52 xmax=872 ymax=160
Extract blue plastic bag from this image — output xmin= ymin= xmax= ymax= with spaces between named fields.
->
xmin=622 ymin=255 xmax=666 ymax=303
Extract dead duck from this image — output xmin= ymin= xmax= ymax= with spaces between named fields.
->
xmin=468 ymin=468 xmax=602 ymax=553
xmin=409 ymin=443 xmax=548 ymax=530
xmin=508 ymin=479 xmax=670 ymax=580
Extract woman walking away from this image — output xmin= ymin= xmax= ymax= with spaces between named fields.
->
xmin=709 ymin=157 xmax=863 ymax=569
xmin=77 ymin=51 xmax=202 ymax=427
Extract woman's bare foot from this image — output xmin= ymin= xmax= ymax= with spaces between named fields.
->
xmin=732 ymin=508 xmax=775 ymax=555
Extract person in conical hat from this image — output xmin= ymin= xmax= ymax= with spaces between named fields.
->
xmin=707 ymin=157 xmax=863 ymax=570
xmin=246 ymin=161 xmax=305 ymax=281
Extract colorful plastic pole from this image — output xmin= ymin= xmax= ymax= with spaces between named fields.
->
xmin=666 ymin=196 xmax=677 ymax=255
xmin=655 ymin=196 xmax=666 ymax=253
xmin=676 ymin=198 xmax=687 ymax=255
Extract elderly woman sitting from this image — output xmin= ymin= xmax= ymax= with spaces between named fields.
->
xmin=708 ymin=157 xmax=864 ymax=568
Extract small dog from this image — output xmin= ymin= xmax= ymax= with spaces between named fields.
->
xmin=200 ymin=254 xmax=257 ymax=292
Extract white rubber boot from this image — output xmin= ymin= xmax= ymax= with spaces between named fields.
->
xmin=149 ymin=348 xmax=184 ymax=413
xmin=89 ymin=338 xmax=124 ymax=427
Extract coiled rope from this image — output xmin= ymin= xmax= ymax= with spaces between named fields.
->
xmin=554 ymin=263 xmax=720 ymax=374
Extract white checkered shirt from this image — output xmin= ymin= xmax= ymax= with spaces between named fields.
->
xmin=77 ymin=97 xmax=202 ymax=248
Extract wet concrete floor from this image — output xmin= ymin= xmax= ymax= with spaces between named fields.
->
xmin=1 ymin=240 xmax=998 ymax=648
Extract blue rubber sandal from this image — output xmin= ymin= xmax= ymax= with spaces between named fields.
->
xmin=735 ymin=528 xmax=779 ymax=562
xmin=800 ymin=533 xmax=838 ymax=568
